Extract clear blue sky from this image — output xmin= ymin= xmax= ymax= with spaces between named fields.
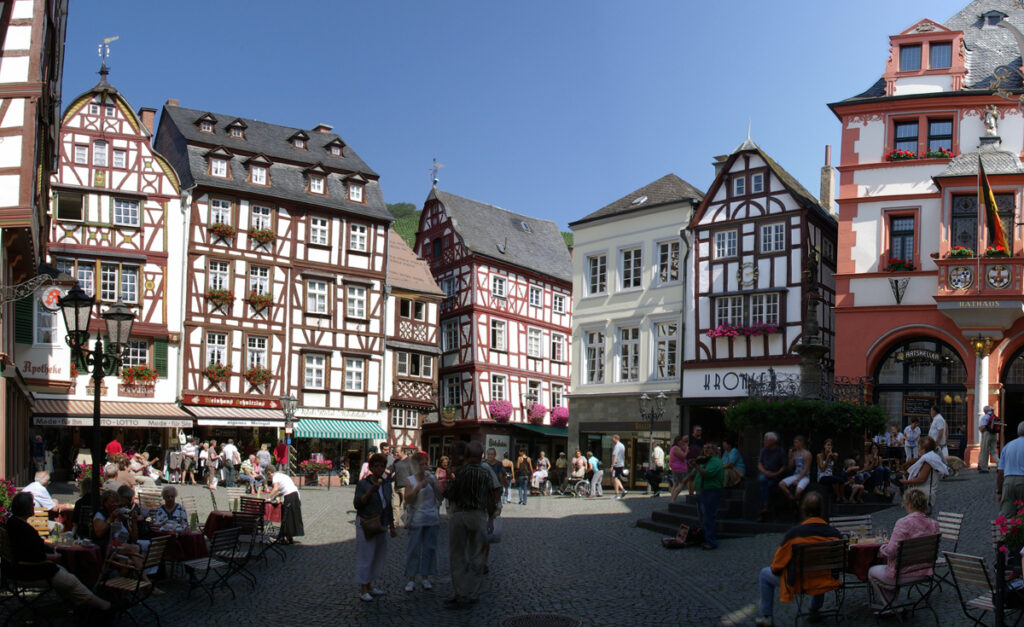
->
xmin=62 ymin=1 xmax=969 ymax=230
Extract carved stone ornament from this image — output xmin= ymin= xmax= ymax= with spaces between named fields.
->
xmin=948 ymin=265 xmax=974 ymax=290
xmin=987 ymin=264 xmax=1011 ymax=289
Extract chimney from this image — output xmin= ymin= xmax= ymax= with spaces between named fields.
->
xmin=312 ymin=123 xmax=333 ymax=134
xmin=712 ymin=154 xmax=729 ymax=176
xmin=165 ymin=98 xmax=179 ymax=107
xmin=820 ymin=145 xmax=836 ymax=216
xmin=138 ymin=107 xmax=156 ymax=134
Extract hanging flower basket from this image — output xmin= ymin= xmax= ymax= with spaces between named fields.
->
xmin=985 ymin=245 xmax=1010 ymax=258
xmin=887 ymin=149 xmax=916 ymax=161
xmin=205 ymin=288 xmax=234 ymax=310
xmin=885 ymin=257 xmax=915 ymax=272
xmin=203 ymin=363 xmax=231 ymax=384
xmin=121 ymin=364 xmax=158 ymax=385
xmin=245 ymin=291 xmax=273 ymax=311
xmin=489 ymin=399 xmax=513 ymax=423
xmin=550 ymin=406 xmax=569 ymax=428
xmin=949 ymin=246 xmax=974 ymax=258
xmin=209 ymin=222 xmax=236 ymax=242
xmin=250 ymin=228 xmax=276 ymax=246
xmin=0 ymin=478 xmax=15 ymax=521
xmin=244 ymin=366 xmax=272 ymax=387
xmin=527 ymin=403 xmax=548 ymax=425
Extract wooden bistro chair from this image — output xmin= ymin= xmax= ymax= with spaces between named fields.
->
xmin=183 ymin=527 xmax=240 ymax=604
xmin=932 ymin=511 xmax=965 ymax=590
xmin=791 ymin=539 xmax=848 ymax=625
xmin=28 ymin=508 xmax=51 ymax=539
xmin=871 ymin=533 xmax=941 ymax=624
xmin=96 ymin=534 xmax=170 ymax=627
xmin=0 ymin=526 xmax=54 ymax=625
xmin=942 ymin=551 xmax=1020 ymax=627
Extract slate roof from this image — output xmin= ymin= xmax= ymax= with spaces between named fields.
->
xmin=387 ymin=227 xmax=443 ymax=296
xmin=154 ymin=105 xmax=392 ymax=222
xmin=428 ymin=188 xmax=572 ymax=283
xmin=938 ymin=145 xmax=1024 ymax=176
xmin=841 ymin=0 xmax=1024 ymax=102
xmin=568 ymin=173 xmax=704 ymax=228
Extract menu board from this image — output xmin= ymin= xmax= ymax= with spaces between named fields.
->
xmin=903 ymin=395 xmax=935 ymax=417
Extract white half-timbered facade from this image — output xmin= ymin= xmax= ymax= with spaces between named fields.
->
xmin=416 ymin=188 xmax=572 ymax=459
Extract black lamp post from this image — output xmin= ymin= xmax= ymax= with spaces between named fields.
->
xmin=280 ymin=394 xmax=297 ymax=475
xmin=639 ymin=392 xmax=667 ymax=473
xmin=59 ymin=284 xmax=135 ymax=516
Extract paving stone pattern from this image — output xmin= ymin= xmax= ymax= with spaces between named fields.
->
xmin=14 ymin=473 xmax=1006 ymax=625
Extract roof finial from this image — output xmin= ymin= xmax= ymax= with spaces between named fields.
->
xmin=97 ymin=35 xmax=118 ymax=80
xmin=431 ymin=157 xmax=444 ymax=187
xmin=747 ymin=117 xmax=752 ymax=141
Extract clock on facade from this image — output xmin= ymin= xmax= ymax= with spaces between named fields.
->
xmin=948 ymin=265 xmax=974 ymax=290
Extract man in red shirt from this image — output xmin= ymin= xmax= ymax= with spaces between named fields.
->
xmin=105 ymin=438 xmax=122 ymax=458
xmin=274 ymin=439 xmax=288 ymax=468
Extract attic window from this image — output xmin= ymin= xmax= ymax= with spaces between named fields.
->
xmin=230 ymin=127 xmax=244 ymax=139
xmin=984 ymin=11 xmax=1006 ymax=28
xmin=631 ymin=195 xmax=648 ymax=206
xmin=521 ymin=221 xmax=531 ymax=233
xmin=200 ymin=121 xmax=213 ymax=133
xmin=294 ymin=138 xmax=306 ymax=149
xmin=330 ymin=145 xmax=341 ymax=156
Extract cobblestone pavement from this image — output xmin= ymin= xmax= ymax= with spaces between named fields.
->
xmin=7 ymin=472 xmax=1003 ymax=625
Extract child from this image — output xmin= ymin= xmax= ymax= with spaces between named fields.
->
xmin=843 ymin=458 xmax=866 ymax=504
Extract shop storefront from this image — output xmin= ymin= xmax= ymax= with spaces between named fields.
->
xmin=184 ymin=405 xmax=285 ymax=456
xmin=292 ymin=417 xmax=388 ymax=478
xmin=421 ymin=421 xmax=567 ymax=469
xmin=577 ymin=420 xmax=671 ymax=490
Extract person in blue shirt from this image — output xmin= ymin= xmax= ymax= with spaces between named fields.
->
xmin=997 ymin=422 xmax=1024 ymax=517
xmin=721 ymin=436 xmax=746 ymax=487
xmin=586 ymin=451 xmax=603 ymax=497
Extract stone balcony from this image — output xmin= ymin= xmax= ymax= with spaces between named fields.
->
xmin=933 ymin=256 xmax=1024 ymax=329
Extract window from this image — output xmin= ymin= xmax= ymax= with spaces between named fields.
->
xmin=528 ymin=328 xmax=542 ymax=358
xmin=210 ymin=157 xmax=227 ymax=178
xmin=752 ymin=173 xmax=764 ymax=193
xmin=398 ymin=353 xmax=432 ymax=377
xmin=310 ymin=217 xmax=329 ymax=246
xmin=34 ymin=302 xmax=56 ymax=344
xmin=93 ymin=140 xmax=108 ymax=167
xmin=206 ymin=332 xmax=227 ymax=366
xmin=491 ymin=375 xmax=506 ymax=401
xmin=247 ymin=336 xmax=267 ymax=369
xmin=551 ymin=384 xmax=565 ymax=408
xmin=251 ymin=165 xmax=267 ymax=185
xmin=309 ymin=175 xmax=324 ymax=194
xmin=587 ymin=255 xmax=607 ymax=294
xmin=751 ymin=293 xmax=780 ymax=325
xmin=249 ymin=266 xmax=269 ymax=295
xmin=294 ymin=138 xmax=306 ymax=149
xmin=113 ymin=198 xmax=139 ymax=227
xmin=491 ymin=276 xmax=507 ymax=299
xmin=251 ymin=205 xmax=272 ymax=231
xmin=349 ymin=184 xmax=363 ymax=202
xmin=442 ymin=320 xmax=459 ymax=352
xmin=733 ymin=177 xmax=745 ymax=196
xmin=432 ymin=240 xmax=442 ymax=258
xmin=529 ymin=285 xmax=542 ymax=307
xmin=304 ymin=354 xmax=325 ymax=389
xmin=618 ymin=326 xmax=640 ymax=382
xmin=761 ymin=222 xmax=785 ymax=253
xmin=927 ymin=119 xmax=953 ymax=153
xmin=77 ymin=264 xmax=94 ymax=297
xmin=715 ymin=296 xmax=744 ymax=326
xmin=73 ymin=145 xmax=88 ymax=164
xmin=714 ymin=230 xmax=737 ymax=258
xmin=930 ymin=42 xmax=952 ymax=69
xmin=112 ymin=149 xmax=126 ymax=169
xmin=442 ymin=277 xmax=457 ymax=298
xmin=621 ymin=248 xmax=642 ymax=289
xmin=899 ymin=44 xmax=922 ymax=71
xmin=349 ymin=224 xmax=367 ymax=251
xmin=330 ymin=145 xmax=341 ymax=156
xmin=122 ymin=340 xmax=148 ymax=367
xmin=100 ymin=264 xmax=117 ymax=302
xmin=890 ymin=216 xmax=915 ymax=262
xmin=104 ymin=105 xmax=115 ymax=117
xmin=208 ymin=260 xmax=230 ymax=291
xmin=490 ymin=319 xmax=507 ymax=351
xmin=551 ymin=332 xmax=565 ymax=362
xmin=230 ymin=126 xmax=243 ymax=138
xmin=56 ymin=192 xmax=83 ymax=221
xmin=584 ymin=330 xmax=605 ymax=384
xmin=200 ymin=121 xmax=213 ymax=133
xmin=657 ymin=240 xmax=680 ymax=283
xmin=444 ymin=375 xmax=461 ymax=406
xmin=88 ymin=103 xmax=99 ymax=115
xmin=553 ymin=294 xmax=566 ymax=314
xmin=120 ymin=266 xmax=138 ymax=304
xmin=210 ymin=198 xmax=231 ymax=225
xmin=400 ymin=299 xmax=411 ymax=317
xmin=894 ymin=121 xmax=918 ymax=153
xmin=406 ymin=409 xmax=418 ymax=429
xmin=391 ymin=409 xmax=405 ymax=428
xmin=654 ymin=321 xmax=678 ymax=379
xmin=414 ymin=302 xmax=425 ymax=321
xmin=346 ymin=285 xmax=366 ymax=318
xmin=345 ymin=357 xmax=364 ymax=391
xmin=307 ymin=280 xmax=328 ymax=314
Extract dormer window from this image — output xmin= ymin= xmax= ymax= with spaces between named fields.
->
xmin=310 ymin=175 xmax=324 ymax=194
xmin=294 ymin=138 xmax=306 ymax=149
xmin=929 ymin=42 xmax=952 ymax=69
xmin=200 ymin=121 xmax=213 ymax=133
xmin=251 ymin=165 xmax=267 ymax=185
xmin=211 ymin=157 xmax=228 ymax=178
xmin=348 ymin=183 xmax=363 ymax=203
xmin=230 ymin=127 xmax=243 ymax=138
xmin=899 ymin=44 xmax=922 ymax=71
xmin=984 ymin=11 xmax=1007 ymax=28
xmin=330 ymin=145 xmax=341 ymax=156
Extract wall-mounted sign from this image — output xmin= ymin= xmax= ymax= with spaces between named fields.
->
xmin=683 ymin=366 xmax=800 ymax=398
xmin=485 ymin=434 xmax=510 ymax=459
xmin=36 ymin=286 xmax=65 ymax=312
xmin=34 ymin=416 xmax=192 ymax=428
xmin=903 ymin=395 xmax=935 ymax=417
xmin=184 ymin=394 xmax=281 ymax=409
xmin=294 ymin=407 xmax=377 ymax=420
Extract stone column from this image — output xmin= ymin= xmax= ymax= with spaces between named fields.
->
xmin=973 ymin=337 xmax=994 ymax=447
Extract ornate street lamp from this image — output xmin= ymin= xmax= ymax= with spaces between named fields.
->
xmin=59 ymin=284 xmax=135 ymax=515
xmin=279 ymin=394 xmax=298 ymax=475
xmin=639 ymin=392 xmax=667 ymax=469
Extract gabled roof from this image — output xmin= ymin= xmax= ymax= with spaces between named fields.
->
xmin=387 ymin=228 xmax=443 ymax=296
xmin=568 ymin=173 xmax=704 ymax=228
xmin=427 ymin=188 xmax=572 ymax=283
xmin=936 ymin=145 xmax=1024 ymax=176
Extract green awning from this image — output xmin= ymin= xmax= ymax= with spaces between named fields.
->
xmin=294 ymin=419 xmax=388 ymax=440
xmin=514 ymin=424 xmax=568 ymax=437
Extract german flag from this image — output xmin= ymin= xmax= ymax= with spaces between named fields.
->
xmin=980 ymin=156 xmax=1010 ymax=254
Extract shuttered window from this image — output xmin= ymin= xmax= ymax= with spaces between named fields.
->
xmin=154 ymin=339 xmax=168 ymax=377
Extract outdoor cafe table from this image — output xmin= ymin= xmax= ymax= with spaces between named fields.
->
xmin=265 ymin=501 xmax=281 ymax=523
xmin=157 ymin=529 xmax=209 ymax=562
xmin=847 ymin=541 xmax=885 ymax=582
xmin=203 ymin=511 xmax=235 ymax=538
xmin=56 ymin=542 xmax=102 ymax=587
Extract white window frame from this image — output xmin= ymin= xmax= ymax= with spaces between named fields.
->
xmin=77 ymin=264 xmax=94 ymax=297
xmin=93 ymin=140 xmax=108 ymax=167
xmin=490 ymin=318 xmax=507 ymax=351
xmin=200 ymin=121 xmax=213 ymax=133
xmin=397 ymin=352 xmax=409 ymax=376
xmin=491 ymin=374 xmax=506 ymax=401
xmin=752 ymin=172 xmax=764 ymax=194
xmin=620 ymin=247 xmax=642 ymax=290
xmin=206 ymin=332 xmax=227 ymax=366
xmin=104 ymin=105 xmax=115 ymax=117
xmin=349 ymin=184 xmax=363 ymax=202
xmin=73 ymin=145 xmax=88 ymax=165
xmin=653 ymin=320 xmax=678 ymax=380
xmin=349 ymin=223 xmax=367 ymax=251
xmin=491 ymin=275 xmax=507 ymax=299
xmin=760 ymin=222 xmax=785 ymax=254
xmin=584 ymin=330 xmax=605 ymax=384
xmin=391 ymin=408 xmax=405 ymax=428
xmin=715 ymin=295 xmax=744 ymax=326
xmin=210 ymin=198 xmax=231 ymax=225
xmin=113 ymin=198 xmax=140 ymax=227
xmin=122 ymin=340 xmax=149 ymax=368
xmin=442 ymin=320 xmax=459 ymax=352
xmin=34 ymin=300 xmax=57 ymax=345
xmin=251 ymin=165 xmax=267 ymax=185
xmin=249 ymin=266 xmax=270 ymax=295
xmin=527 ymin=328 xmax=542 ymax=358
xmin=309 ymin=175 xmax=324 ymax=194
xmin=406 ymin=408 xmax=419 ymax=429
xmin=112 ymin=149 xmax=126 ymax=169
xmin=210 ymin=157 xmax=227 ymax=178
xmin=251 ymin=205 xmax=272 ymax=231
xmin=529 ymin=285 xmax=542 ymax=307
xmin=346 ymin=285 xmax=366 ymax=318
xmin=618 ymin=325 xmax=640 ymax=383
xmin=88 ymin=103 xmax=99 ymax=115
xmin=553 ymin=294 xmax=566 ymax=314
xmin=587 ymin=254 xmax=607 ymax=295
xmin=733 ymin=177 xmax=745 ymax=196
xmin=307 ymin=280 xmax=328 ymax=315
xmin=441 ymin=277 xmax=457 ymax=298
xmin=444 ymin=375 xmax=461 ymax=406
xmin=304 ymin=354 xmax=325 ymax=389
xmin=551 ymin=384 xmax=565 ymax=408
xmin=551 ymin=332 xmax=565 ymax=362
xmin=208 ymin=260 xmax=230 ymax=291
xmin=345 ymin=357 xmax=364 ymax=391
xmin=750 ymin=293 xmax=780 ymax=325
xmin=527 ymin=380 xmax=543 ymax=407
xmin=247 ymin=336 xmax=267 ymax=369
xmin=656 ymin=240 xmax=680 ymax=284
xmin=310 ymin=216 xmax=329 ymax=246
xmin=230 ymin=126 xmax=243 ymax=138
xmin=120 ymin=266 xmax=138 ymax=304
xmin=714 ymin=230 xmax=737 ymax=259
xmin=100 ymin=263 xmax=118 ymax=302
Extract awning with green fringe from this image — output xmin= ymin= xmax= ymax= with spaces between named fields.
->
xmin=293 ymin=418 xmax=387 ymax=440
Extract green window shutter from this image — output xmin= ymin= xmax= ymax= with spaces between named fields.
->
xmin=14 ymin=297 xmax=34 ymax=344
xmin=154 ymin=339 xmax=168 ymax=377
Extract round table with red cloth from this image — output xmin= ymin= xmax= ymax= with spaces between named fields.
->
xmin=49 ymin=505 xmax=75 ymax=533
xmin=203 ymin=511 xmax=235 ymax=538
xmin=264 ymin=502 xmax=282 ymax=523
xmin=847 ymin=543 xmax=884 ymax=582
xmin=157 ymin=530 xmax=209 ymax=562
xmin=56 ymin=543 xmax=103 ymax=587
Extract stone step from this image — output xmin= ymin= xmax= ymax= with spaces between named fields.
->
xmin=647 ymin=509 xmax=791 ymax=536
xmin=668 ymin=499 xmax=744 ymax=518
xmin=635 ymin=517 xmax=750 ymax=540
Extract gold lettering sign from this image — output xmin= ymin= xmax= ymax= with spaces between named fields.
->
xmin=957 ymin=300 xmax=999 ymax=308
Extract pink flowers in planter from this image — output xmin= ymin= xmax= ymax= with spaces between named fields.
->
xmin=527 ymin=403 xmax=548 ymax=424
xmin=550 ymin=406 xmax=569 ymax=428
xmin=706 ymin=322 xmax=779 ymax=338
xmin=489 ymin=399 xmax=513 ymax=422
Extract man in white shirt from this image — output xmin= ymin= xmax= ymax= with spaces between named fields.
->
xmin=928 ymin=405 xmax=948 ymax=461
xmin=221 ymin=439 xmax=241 ymax=487
xmin=611 ymin=435 xmax=628 ymax=499
xmin=903 ymin=418 xmax=921 ymax=461
xmin=646 ymin=443 xmax=666 ymax=497
xmin=22 ymin=471 xmax=57 ymax=512
xmin=182 ymin=436 xmax=198 ymax=485
xmin=978 ymin=405 xmax=1001 ymax=473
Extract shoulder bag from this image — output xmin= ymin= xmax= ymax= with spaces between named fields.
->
xmin=359 ymin=513 xmax=385 ymax=539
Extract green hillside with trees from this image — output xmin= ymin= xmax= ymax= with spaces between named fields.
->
xmin=387 ymin=202 xmax=573 ymax=251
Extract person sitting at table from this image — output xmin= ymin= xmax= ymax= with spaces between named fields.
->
xmin=899 ymin=436 xmax=948 ymax=514
xmin=867 ymin=488 xmax=940 ymax=613
xmin=151 ymin=485 xmax=188 ymax=529
xmin=264 ymin=464 xmax=303 ymax=544
xmin=755 ymin=492 xmax=843 ymax=626
xmin=4 ymin=492 xmax=112 ymax=615
xmin=22 ymin=471 xmax=62 ymax=533
xmin=101 ymin=463 xmax=123 ymax=493
xmin=111 ymin=454 xmax=135 ymax=488
xmin=238 ymin=454 xmax=265 ymax=495
xmin=71 ymin=480 xmax=92 ymax=539
xmin=129 ymin=452 xmax=157 ymax=487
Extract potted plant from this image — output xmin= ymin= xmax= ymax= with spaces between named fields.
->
xmin=250 ymin=228 xmax=276 ymax=247
xmin=929 ymin=252 xmax=939 ymax=260
xmin=244 ymin=365 xmax=272 ymax=387
xmin=996 ymin=502 xmax=1024 ymax=558
xmin=245 ymin=291 xmax=273 ymax=312
xmin=299 ymin=458 xmax=333 ymax=486
xmin=209 ymin=222 xmax=236 ymax=242
xmin=985 ymin=244 xmax=1010 ymax=257
xmin=205 ymin=288 xmax=234 ymax=310
xmin=527 ymin=403 xmax=548 ymax=425
xmin=550 ymin=406 xmax=569 ymax=428
xmin=72 ymin=463 xmax=92 ymax=490
xmin=925 ymin=147 xmax=953 ymax=159
xmin=121 ymin=364 xmax=158 ymax=386
xmin=887 ymin=148 xmax=917 ymax=161
xmin=203 ymin=363 xmax=231 ymax=384
xmin=0 ymin=478 xmax=15 ymax=521
xmin=488 ymin=399 xmax=513 ymax=423
xmin=949 ymin=246 xmax=975 ymax=258
xmin=885 ymin=257 xmax=915 ymax=272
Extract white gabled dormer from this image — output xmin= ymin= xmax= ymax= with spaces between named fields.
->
xmin=884 ymin=19 xmax=965 ymax=96
xmin=195 ymin=112 xmax=218 ymax=134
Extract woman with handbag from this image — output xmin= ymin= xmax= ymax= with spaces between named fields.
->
xmin=403 ymin=452 xmax=440 ymax=592
xmin=354 ymin=453 xmax=395 ymax=602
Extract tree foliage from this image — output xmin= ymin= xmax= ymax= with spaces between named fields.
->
xmin=725 ymin=398 xmax=887 ymax=449
xmin=386 ymin=202 xmax=418 ymax=220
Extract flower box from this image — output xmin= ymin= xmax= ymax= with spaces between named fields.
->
xmin=949 ymin=246 xmax=975 ymax=258
xmin=205 ymin=288 xmax=234 ymax=310
xmin=209 ymin=222 xmax=236 ymax=242
xmin=245 ymin=291 xmax=273 ymax=311
xmin=299 ymin=458 xmax=333 ymax=475
xmin=250 ymin=228 xmax=276 ymax=246
xmin=985 ymin=245 xmax=1010 ymax=258
xmin=550 ymin=406 xmax=569 ymax=428
xmin=707 ymin=322 xmax=779 ymax=338
xmin=489 ymin=399 xmax=513 ymax=422
xmin=527 ymin=403 xmax=548 ymax=425
xmin=244 ymin=366 xmax=272 ymax=387
xmin=887 ymin=149 xmax=917 ymax=161
xmin=203 ymin=363 xmax=231 ymax=384
xmin=121 ymin=364 xmax=158 ymax=385
xmin=885 ymin=257 xmax=915 ymax=272
xmin=925 ymin=147 xmax=953 ymax=159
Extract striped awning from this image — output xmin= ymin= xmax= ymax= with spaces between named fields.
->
xmin=294 ymin=418 xmax=387 ymax=440
xmin=32 ymin=399 xmax=193 ymax=428
xmin=184 ymin=405 xmax=285 ymax=428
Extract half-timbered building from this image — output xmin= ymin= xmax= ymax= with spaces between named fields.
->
xmin=568 ymin=174 xmax=703 ymax=487
xmin=685 ymin=139 xmax=837 ymax=427
xmin=415 ymin=188 xmax=572 ymax=462
xmin=154 ymin=103 xmax=391 ymax=453
xmin=0 ymin=0 xmax=67 ymax=484
xmin=382 ymin=228 xmax=442 ymax=459
xmin=16 ymin=72 xmax=191 ymax=453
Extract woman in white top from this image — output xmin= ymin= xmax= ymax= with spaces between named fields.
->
xmin=264 ymin=464 xmax=303 ymax=543
xmin=403 ymin=452 xmax=441 ymax=592
xmin=899 ymin=435 xmax=948 ymax=514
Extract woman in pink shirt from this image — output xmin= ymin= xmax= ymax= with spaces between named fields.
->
xmin=867 ymin=487 xmax=939 ymax=610
xmin=668 ymin=435 xmax=689 ymax=504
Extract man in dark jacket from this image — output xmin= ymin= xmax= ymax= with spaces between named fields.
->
xmin=444 ymin=440 xmax=501 ymax=609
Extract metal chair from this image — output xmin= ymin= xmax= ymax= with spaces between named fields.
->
xmin=239 ymin=496 xmax=285 ymax=563
xmin=870 ymin=533 xmax=940 ymax=624
xmin=932 ymin=511 xmax=964 ymax=589
xmin=96 ymin=534 xmax=170 ymax=627
xmin=791 ymin=539 xmax=847 ymax=625
xmin=0 ymin=526 xmax=54 ymax=625
xmin=183 ymin=527 xmax=240 ymax=603
xmin=225 ymin=487 xmax=246 ymax=512
xmin=179 ymin=495 xmax=201 ymax=531
xmin=829 ymin=514 xmax=872 ymax=537
xmin=213 ymin=512 xmax=259 ymax=589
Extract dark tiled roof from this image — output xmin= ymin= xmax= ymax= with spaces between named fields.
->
xmin=155 ymin=105 xmax=392 ymax=222
xmin=428 ymin=188 xmax=572 ymax=283
xmin=729 ymin=139 xmax=837 ymax=226
xmin=387 ymin=227 xmax=443 ymax=295
xmin=938 ymin=146 xmax=1024 ymax=175
xmin=569 ymin=173 xmax=704 ymax=228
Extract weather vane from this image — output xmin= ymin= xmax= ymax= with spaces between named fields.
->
xmin=97 ymin=35 xmax=118 ymax=75
xmin=431 ymin=158 xmax=444 ymax=186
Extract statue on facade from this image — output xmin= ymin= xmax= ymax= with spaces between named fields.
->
xmin=985 ymin=104 xmax=1000 ymax=136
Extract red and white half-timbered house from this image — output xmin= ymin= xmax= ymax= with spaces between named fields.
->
xmin=416 ymin=188 xmax=572 ymax=461
xmin=685 ymin=139 xmax=837 ymax=426
xmin=18 ymin=72 xmax=191 ymax=452
xmin=155 ymin=103 xmax=391 ymax=454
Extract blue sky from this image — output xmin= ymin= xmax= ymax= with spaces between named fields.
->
xmin=62 ymin=1 xmax=970 ymax=230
